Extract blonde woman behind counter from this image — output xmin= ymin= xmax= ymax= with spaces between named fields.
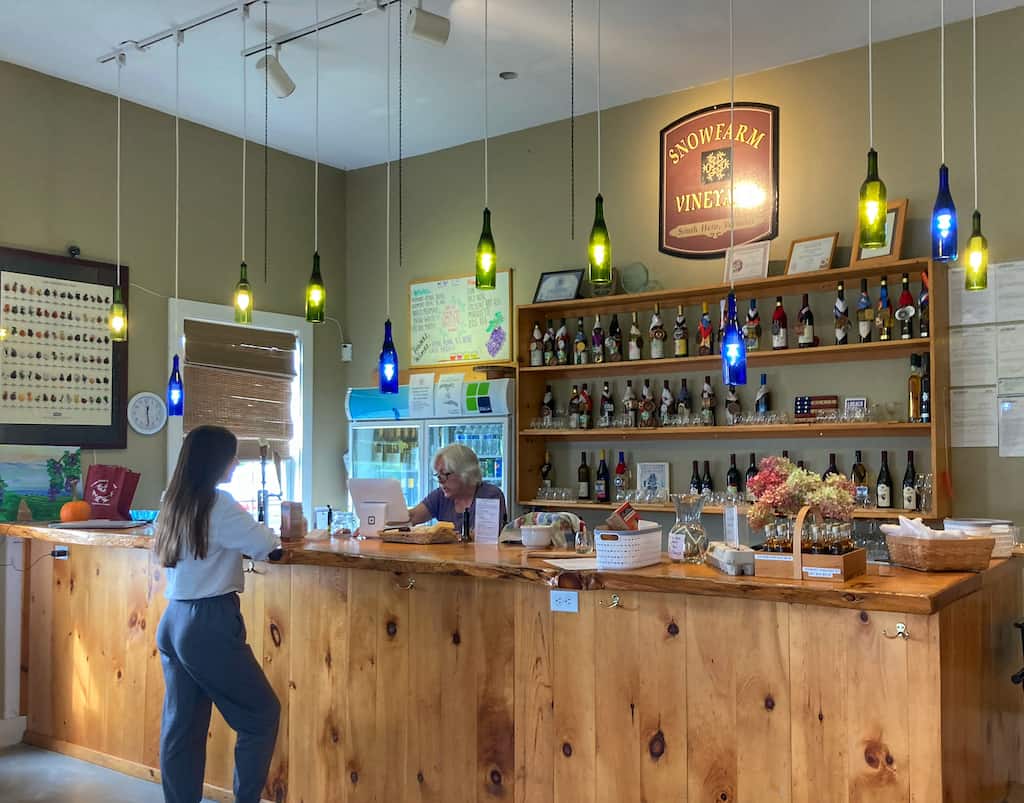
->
xmin=409 ymin=444 xmax=508 ymax=531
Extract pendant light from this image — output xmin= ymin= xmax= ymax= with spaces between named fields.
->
xmin=857 ymin=0 xmax=887 ymax=249
xmin=108 ymin=53 xmax=128 ymax=342
xmin=587 ymin=0 xmax=611 ymax=286
xmin=930 ymin=0 xmax=957 ymax=261
xmin=305 ymin=0 xmax=326 ymax=322
xmin=378 ymin=0 xmax=399 ymax=393
xmin=235 ymin=8 xmax=253 ymax=323
xmin=720 ymin=0 xmax=746 ymax=386
xmin=167 ymin=31 xmax=185 ymax=416
xmin=474 ymin=0 xmax=496 ymax=290
xmin=964 ymin=0 xmax=988 ymax=291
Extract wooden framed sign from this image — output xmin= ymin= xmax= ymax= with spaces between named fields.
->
xmin=660 ymin=102 xmax=779 ymax=259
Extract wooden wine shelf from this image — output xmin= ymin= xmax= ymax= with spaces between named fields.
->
xmin=519 ymin=499 xmax=935 ymax=520
xmin=518 ymin=338 xmax=928 ymax=378
xmin=520 ymin=422 xmax=931 ymax=441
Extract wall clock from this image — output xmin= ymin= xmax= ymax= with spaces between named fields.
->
xmin=127 ymin=391 xmax=168 ymax=436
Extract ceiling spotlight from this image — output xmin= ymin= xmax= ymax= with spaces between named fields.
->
xmin=255 ymin=46 xmax=296 ymax=98
xmin=408 ymin=5 xmax=450 ymax=46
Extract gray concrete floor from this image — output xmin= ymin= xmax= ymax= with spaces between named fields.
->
xmin=0 ymin=744 xmax=216 ymax=802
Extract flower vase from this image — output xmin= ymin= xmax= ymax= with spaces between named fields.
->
xmin=668 ymin=493 xmax=707 ymax=563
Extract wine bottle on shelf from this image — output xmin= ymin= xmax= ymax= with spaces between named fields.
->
xmin=725 ymin=384 xmax=741 ymax=425
xmin=857 ymin=279 xmax=873 ymax=343
xmin=782 ymin=450 xmax=790 ymax=460
xmin=628 ymin=312 xmax=644 ymax=361
xmin=700 ymin=375 xmax=717 ymax=426
xmin=755 ymin=372 xmax=770 ymax=415
xmin=673 ymin=304 xmax=689 ymax=357
xmin=897 ymin=273 xmax=916 ymax=340
xmin=595 ymin=449 xmax=611 ymax=503
xmin=919 ymin=274 xmax=930 ymax=338
xmin=797 ymin=460 xmax=806 ymax=471
xmin=660 ymin=379 xmax=676 ymax=424
xmin=697 ymin=302 xmax=715 ymax=355
xmin=822 ymin=453 xmax=840 ymax=479
xmin=529 ymin=321 xmax=544 ymax=366
xmin=567 ymin=384 xmax=580 ymax=429
xmin=606 ymin=313 xmax=623 ymax=362
xmin=797 ymin=293 xmax=815 ymax=348
xmin=678 ymin=378 xmax=692 ymax=419
xmin=591 ymin=315 xmax=605 ymax=364
xmin=577 ymin=452 xmax=591 ymax=500
xmin=579 ymin=383 xmax=593 ymax=429
xmin=851 ymin=450 xmax=869 ymax=505
xmin=877 ymin=450 xmax=894 ymax=509
xmin=771 ymin=296 xmax=788 ymax=350
xmin=701 ymin=460 xmax=714 ymax=494
xmin=614 ymin=451 xmax=629 ymax=501
xmin=744 ymin=298 xmax=762 ymax=351
xmin=623 ymin=379 xmax=639 ymax=428
xmin=640 ymin=379 xmax=656 ymax=428
xmin=649 ymin=304 xmax=666 ymax=359
xmin=540 ymin=384 xmax=555 ymax=421
xmin=599 ymin=381 xmax=615 ymax=427
xmin=573 ymin=317 xmax=589 ymax=365
xmin=834 ymin=282 xmax=850 ymax=345
xmin=903 ymin=450 xmax=918 ymax=510
xmin=540 ymin=450 xmax=553 ymax=490
xmin=745 ymin=453 xmax=758 ymax=502
xmin=876 ymin=277 xmax=893 ymax=342
xmin=908 ymin=354 xmax=923 ymax=422
xmin=543 ymin=319 xmax=557 ymax=365
xmin=555 ymin=318 xmax=569 ymax=365
xmin=921 ymin=353 xmax=932 ymax=423
xmin=726 ymin=453 xmax=742 ymax=497
xmin=689 ymin=460 xmax=702 ymax=495
xmin=717 ymin=298 xmax=727 ymax=354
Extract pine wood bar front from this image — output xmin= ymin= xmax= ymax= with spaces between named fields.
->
xmin=5 ymin=523 xmax=1023 ymax=802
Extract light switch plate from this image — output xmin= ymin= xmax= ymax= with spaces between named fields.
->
xmin=550 ymin=590 xmax=579 ymax=614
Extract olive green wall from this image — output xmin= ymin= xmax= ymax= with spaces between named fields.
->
xmin=0 ymin=59 xmax=350 ymax=511
xmin=345 ymin=7 xmax=1024 ymax=523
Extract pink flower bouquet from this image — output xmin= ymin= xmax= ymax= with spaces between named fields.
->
xmin=747 ymin=456 xmax=856 ymax=530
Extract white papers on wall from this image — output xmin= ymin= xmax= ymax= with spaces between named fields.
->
xmin=997 ymin=379 xmax=1024 ymax=457
xmin=434 ymin=374 xmax=464 ymax=417
xmin=950 ymin=387 xmax=998 ymax=448
xmin=948 ymin=266 xmax=996 ymax=326
xmin=949 ymin=326 xmax=997 ymax=387
xmin=996 ymin=262 xmax=1024 ymax=323
xmin=997 ymin=325 xmax=1024 ymax=379
xmin=408 ymin=372 xmax=435 ymax=419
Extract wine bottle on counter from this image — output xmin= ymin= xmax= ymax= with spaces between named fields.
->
xmin=567 ymin=385 xmax=580 ymax=429
xmin=689 ymin=460 xmax=702 ymax=495
xmin=903 ymin=450 xmax=918 ymax=510
xmin=529 ymin=321 xmax=544 ymax=366
xmin=834 ymin=282 xmax=850 ymax=345
xmin=623 ymin=379 xmax=639 ymax=428
xmin=919 ymin=274 xmax=930 ymax=338
xmin=591 ymin=315 xmax=605 ymax=363
xmin=540 ymin=450 xmax=553 ymax=490
xmin=614 ymin=451 xmax=629 ymax=501
xmin=857 ymin=279 xmax=873 ymax=343
xmin=579 ymin=383 xmax=593 ymax=429
xmin=897 ymin=273 xmax=916 ymax=340
xmin=628 ymin=312 xmax=644 ymax=361
xmin=599 ymin=381 xmax=614 ymax=427
xmin=877 ymin=450 xmax=894 ymax=509
xmin=745 ymin=453 xmax=758 ymax=502
xmin=697 ymin=302 xmax=715 ymax=355
xmin=851 ymin=450 xmax=869 ymax=505
xmin=606 ymin=313 xmax=623 ymax=361
xmin=876 ymin=278 xmax=893 ymax=342
xmin=701 ymin=460 xmax=714 ymax=494
xmin=595 ymin=449 xmax=611 ymax=503
xmin=921 ymin=353 xmax=932 ymax=423
xmin=678 ymin=378 xmax=692 ymax=419
xmin=908 ymin=354 xmax=923 ymax=422
xmin=797 ymin=293 xmax=815 ymax=348
xmin=543 ymin=319 xmax=556 ymax=365
xmin=577 ymin=452 xmax=591 ymax=500
xmin=726 ymin=453 xmax=742 ymax=497
xmin=540 ymin=385 xmax=556 ymax=420
xmin=649 ymin=303 xmax=666 ymax=359
xmin=673 ymin=304 xmax=689 ymax=357
xmin=555 ymin=318 xmax=569 ymax=365
xmin=822 ymin=453 xmax=840 ymax=479
xmin=744 ymin=298 xmax=762 ymax=351
xmin=573 ymin=317 xmax=589 ymax=365
xmin=771 ymin=296 xmax=788 ymax=350
xmin=755 ymin=373 xmax=770 ymax=415
xmin=700 ymin=375 xmax=717 ymax=426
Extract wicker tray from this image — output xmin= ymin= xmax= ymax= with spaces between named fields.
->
xmin=886 ymin=534 xmax=994 ymax=572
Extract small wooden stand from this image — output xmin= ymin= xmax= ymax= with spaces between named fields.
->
xmin=752 ymin=505 xmax=867 ymax=582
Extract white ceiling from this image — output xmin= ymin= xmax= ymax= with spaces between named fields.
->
xmin=0 ymin=0 xmax=1019 ymax=170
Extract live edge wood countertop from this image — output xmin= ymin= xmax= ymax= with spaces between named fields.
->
xmin=0 ymin=521 xmax=1001 ymax=615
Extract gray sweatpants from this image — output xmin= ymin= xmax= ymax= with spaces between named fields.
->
xmin=156 ymin=592 xmax=280 ymax=803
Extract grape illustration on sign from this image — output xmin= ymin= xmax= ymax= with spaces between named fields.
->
xmin=659 ymin=103 xmax=779 ymax=259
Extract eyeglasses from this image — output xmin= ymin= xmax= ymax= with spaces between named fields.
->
xmin=434 ymin=470 xmax=454 ymax=483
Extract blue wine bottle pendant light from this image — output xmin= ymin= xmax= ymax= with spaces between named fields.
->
xmin=167 ymin=355 xmax=184 ymax=417
xmin=931 ymin=0 xmax=958 ymax=261
xmin=379 ymin=0 xmax=400 ymax=393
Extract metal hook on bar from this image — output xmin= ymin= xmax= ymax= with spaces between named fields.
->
xmin=882 ymin=622 xmax=910 ymax=640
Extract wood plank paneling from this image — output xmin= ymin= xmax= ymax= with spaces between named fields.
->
xmin=377 ymin=572 xmax=411 ymax=803
xmin=345 ymin=569 xmax=380 ymax=803
xmin=440 ymin=577 xmax=478 ymax=803
xmin=25 ymin=539 xmax=54 ymax=737
xmin=905 ymin=612 xmax=942 ymax=803
xmin=261 ymin=564 xmax=292 ymax=803
xmin=407 ymin=573 xmax=449 ymax=803
xmin=474 ymin=579 xmax=516 ymax=802
xmin=552 ymin=589 xmax=596 ymax=803
xmin=513 ymin=585 xmax=553 ymax=803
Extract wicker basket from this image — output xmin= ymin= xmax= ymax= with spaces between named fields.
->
xmin=886 ymin=534 xmax=994 ymax=572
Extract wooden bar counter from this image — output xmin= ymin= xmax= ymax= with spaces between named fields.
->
xmin=4 ymin=522 xmax=1023 ymax=802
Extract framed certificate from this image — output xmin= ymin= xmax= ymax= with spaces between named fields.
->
xmin=723 ymin=241 xmax=771 ymax=284
xmin=786 ymin=233 xmax=839 ymax=274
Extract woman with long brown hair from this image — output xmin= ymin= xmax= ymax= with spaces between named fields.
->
xmin=154 ymin=425 xmax=280 ymax=803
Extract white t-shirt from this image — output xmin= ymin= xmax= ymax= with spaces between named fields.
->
xmin=163 ymin=489 xmax=278 ymax=600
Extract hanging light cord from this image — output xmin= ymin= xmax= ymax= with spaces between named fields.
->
xmin=728 ymin=0 xmax=735 ymax=287
xmin=175 ymin=34 xmax=180 ymax=299
xmin=971 ymin=0 xmax=978 ymax=210
xmin=314 ymin=0 xmax=320 ymax=253
xmin=483 ymin=0 xmax=489 ymax=207
xmin=115 ymin=53 xmax=122 ymax=290
xmin=385 ymin=0 xmax=392 ymax=320
xmin=939 ymin=0 xmax=945 ymax=164
xmin=596 ymin=0 xmax=601 ymax=194
xmin=241 ymin=8 xmax=247 ymax=266
xmin=263 ymin=0 xmax=269 ymax=282
xmin=398 ymin=0 xmax=403 ymax=275
xmin=569 ymin=0 xmax=575 ymax=240
xmin=867 ymin=0 xmax=874 ymax=149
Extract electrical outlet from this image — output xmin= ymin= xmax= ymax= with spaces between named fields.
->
xmin=341 ymin=343 xmax=353 ymax=362
xmin=550 ymin=589 xmax=579 ymax=614
xmin=52 ymin=547 xmax=69 ymax=561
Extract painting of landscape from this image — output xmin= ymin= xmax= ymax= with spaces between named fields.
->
xmin=0 ymin=445 xmax=82 ymax=522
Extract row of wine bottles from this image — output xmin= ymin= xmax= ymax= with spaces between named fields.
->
xmin=546 ymin=448 xmax=924 ymax=511
xmin=527 ymin=274 xmax=929 ymax=367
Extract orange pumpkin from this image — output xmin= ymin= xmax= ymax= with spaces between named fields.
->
xmin=59 ymin=499 xmax=92 ymax=523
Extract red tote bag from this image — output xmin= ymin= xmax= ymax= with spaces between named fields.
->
xmin=83 ymin=464 xmax=141 ymax=520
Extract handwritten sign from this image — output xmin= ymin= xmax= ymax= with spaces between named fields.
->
xmin=410 ymin=271 xmax=512 ymax=367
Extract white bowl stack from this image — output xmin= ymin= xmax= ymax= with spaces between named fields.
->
xmin=944 ymin=518 xmax=1017 ymax=558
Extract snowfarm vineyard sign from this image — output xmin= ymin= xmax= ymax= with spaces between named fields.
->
xmin=659 ymin=103 xmax=779 ymax=259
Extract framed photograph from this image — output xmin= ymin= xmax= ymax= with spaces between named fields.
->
xmin=844 ymin=397 xmax=868 ymax=417
xmin=723 ymin=241 xmax=771 ymax=283
xmin=852 ymin=198 xmax=908 ymax=265
xmin=786 ymin=233 xmax=839 ymax=275
xmin=532 ymin=269 xmax=584 ymax=303
xmin=637 ymin=461 xmax=670 ymax=493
